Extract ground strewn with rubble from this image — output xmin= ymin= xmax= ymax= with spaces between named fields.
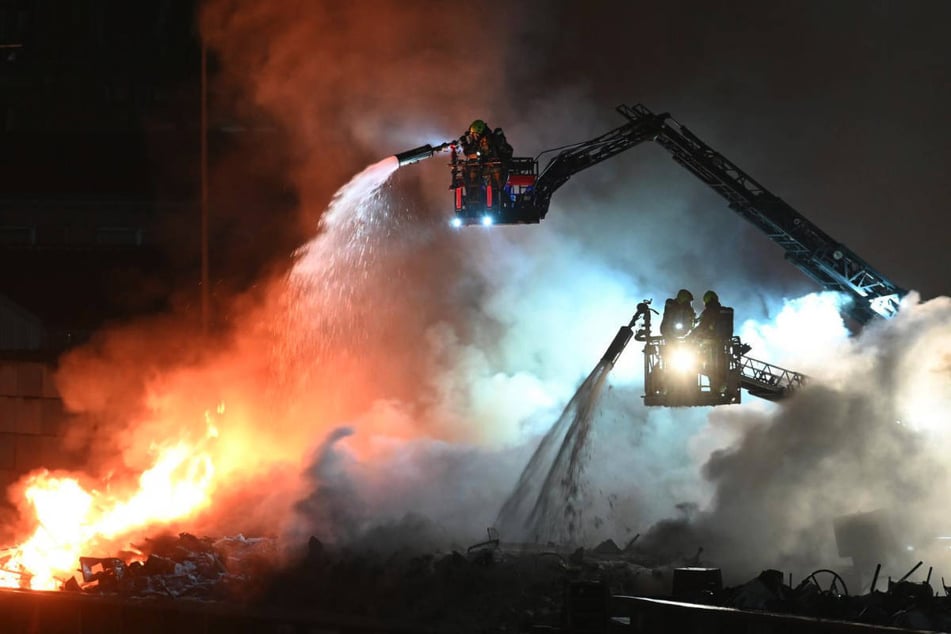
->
xmin=5 ymin=532 xmax=949 ymax=633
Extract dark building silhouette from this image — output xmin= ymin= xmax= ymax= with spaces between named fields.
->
xmin=0 ymin=1 xmax=204 ymax=354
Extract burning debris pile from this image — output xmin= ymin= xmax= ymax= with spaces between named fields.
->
xmin=20 ymin=533 xmax=278 ymax=601
xmin=5 ymin=529 xmax=657 ymax=632
xmin=0 ymin=156 xmax=409 ymax=593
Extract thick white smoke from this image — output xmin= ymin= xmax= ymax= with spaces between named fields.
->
xmin=621 ymin=292 xmax=951 ymax=586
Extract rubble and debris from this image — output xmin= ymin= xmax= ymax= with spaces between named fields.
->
xmin=466 ymin=527 xmax=500 ymax=565
xmin=79 ymin=556 xmax=125 ymax=591
xmin=623 ymin=534 xmax=640 ymax=552
xmin=67 ymin=532 xmax=278 ymax=601
xmin=714 ymin=566 xmax=951 ymax=631
xmin=22 ymin=528 xmax=951 ymax=632
xmin=592 ymin=539 xmax=621 ymax=556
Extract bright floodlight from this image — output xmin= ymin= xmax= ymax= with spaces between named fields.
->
xmin=668 ymin=345 xmax=697 ymax=373
xmin=481 ymin=215 xmax=494 ymax=226
xmin=450 ymin=217 xmax=463 ymax=228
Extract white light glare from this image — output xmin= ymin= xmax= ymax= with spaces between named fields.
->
xmin=481 ymin=215 xmax=494 ymax=226
xmin=668 ymin=345 xmax=697 ymax=373
xmin=450 ymin=217 xmax=463 ymax=228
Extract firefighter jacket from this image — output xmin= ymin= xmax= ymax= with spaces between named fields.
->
xmin=660 ymin=298 xmax=696 ymax=339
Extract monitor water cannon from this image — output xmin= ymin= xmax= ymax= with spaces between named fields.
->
xmin=395 ymin=142 xmax=454 ymax=168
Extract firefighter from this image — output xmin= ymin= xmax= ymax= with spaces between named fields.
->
xmin=692 ymin=290 xmax=723 ymax=339
xmin=660 ymin=289 xmax=696 ymax=339
xmin=460 ymin=119 xmax=513 ymax=160
xmin=459 ymin=119 xmax=513 ymax=208
xmin=691 ymin=290 xmax=731 ymax=394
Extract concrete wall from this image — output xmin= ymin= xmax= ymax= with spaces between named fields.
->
xmin=0 ymin=360 xmax=70 ymax=497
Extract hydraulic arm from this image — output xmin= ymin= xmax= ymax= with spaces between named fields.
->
xmin=517 ymin=105 xmax=906 ymax=325
xmin=615 ymin=104 xmax=905 ymax=324
xmin=530 ymin=111 xmax=666 ymax=218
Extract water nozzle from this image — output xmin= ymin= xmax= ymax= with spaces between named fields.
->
xmin=395 ymin=141 xmax=454 ymax=167
xmin=601 ymin=326 xmax=634 ymax=368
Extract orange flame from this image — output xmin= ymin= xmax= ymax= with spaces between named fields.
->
xmin=0 ymin=411 xmax=220 ymax=591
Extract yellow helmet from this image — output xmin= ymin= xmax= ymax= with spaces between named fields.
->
xmin=469 ymin=119 xmax=488 ymax=136
xmin=676 ymin=289 xmax=693 ymax=303
xmin=702 ymin=290 xmax=719 ymax=305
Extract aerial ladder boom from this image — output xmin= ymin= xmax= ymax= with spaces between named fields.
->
xmin=737 ymin=354 xmax=805 ymax=401
xmin=528 ymin=105 xmax=908 ymax=325
xmin=616 ymin=104 xmax=905 ymax=325
xmin=531 ymin=113 xmax=666 ymax=218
